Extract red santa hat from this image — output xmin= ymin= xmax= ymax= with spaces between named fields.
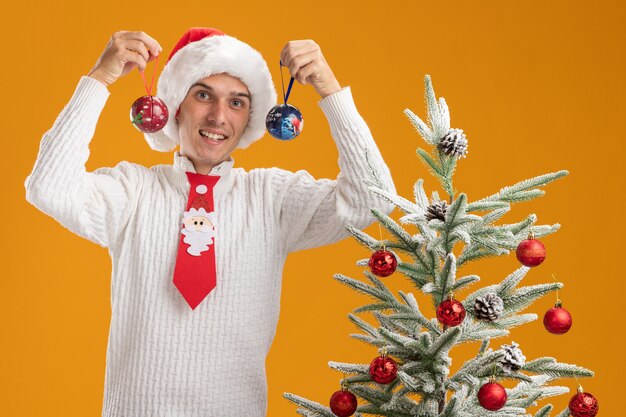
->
xmin=144 ymin=27 xmax=277 ymax=152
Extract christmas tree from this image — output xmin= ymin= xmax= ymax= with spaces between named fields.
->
xmin=284 ymin=75 xmax=597 ymax=417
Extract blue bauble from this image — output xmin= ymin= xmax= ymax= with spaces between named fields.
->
xmin=265 ymin=103 xmax=304 ymax=140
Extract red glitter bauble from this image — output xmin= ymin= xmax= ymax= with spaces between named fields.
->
xmin=130 ymin=95 xmax=169 ymax=133
xmin=569 ymin=391 xmax=599 ymax=417
xmin=369 ymin=355 xmax=398 ymax=384
xmin=436 ymin=298 xmax=466 ymax=327
xmin=329 ymin=389 xmax=358 ymax=417
xmin=543 ymin=303 xmax=573 ymax=334
xmin=478 ymin=382 xmax=507 ymax=411
xmin=516 ymin=237 xmax=546 ymax=267
xmin=368 ymin=249 xmax=397 ymax=277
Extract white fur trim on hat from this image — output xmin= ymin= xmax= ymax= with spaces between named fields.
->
xmin=144 ymin=35 xmax=277 ymax=152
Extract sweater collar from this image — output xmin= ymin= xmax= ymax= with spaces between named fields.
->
xmin=172 ymin=152 xmax=235 ymax=195
xmin=173 ymin=151 xmax=234 ymax=176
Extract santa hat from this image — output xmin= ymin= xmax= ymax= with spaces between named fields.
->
xmin=144 ymin=27 xmax=277 ymax=152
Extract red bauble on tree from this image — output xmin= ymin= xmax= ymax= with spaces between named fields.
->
xmin=516 ymin=232 xmax=546 ymax=267
xmin=130 ymin=95 xmax=169 ymax=133
xmin=569 ymin=388 xmax=599 ymax=417
xmin=543 ymin=301 xmax=573 ymax=334
xmin=369 ymin=354 xmax=398 ymax=384
xmin=368 ymin=249 xmax=397 ymax=277
xmin=329 ymin=388 xmax=358 ymax=417
xmin=478 ymin=381 xmax=507 ymax=411
xmin=436 ymin=297 xmax=466 ymax=327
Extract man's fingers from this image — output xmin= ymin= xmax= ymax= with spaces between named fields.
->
xmin=89 ymin=30 xmax=161 ymax=87
xmin=124 ymin=39 xmax=151 ymax=63
xmin=124 ymin=49 xmax=148 ymax=72
xmin=287 ymin=50 xmax=318 ymax=80
xmin=280 ymin=40 xmax=319 ymax=68
xmin=114 ymin=30 xmax=162 ymax=57
xmin=294 ymin=60 xmax=321 ymax=85
xmin=131 ymin=30 xmax=162 ymax=56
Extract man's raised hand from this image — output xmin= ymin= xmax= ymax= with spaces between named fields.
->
xmin=280 ymin=40 xmax=341 ymax=99
xmin=88 ymin=30 xmax=162 ymax=88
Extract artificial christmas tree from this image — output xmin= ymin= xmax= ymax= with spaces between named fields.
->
xmin=284 ymin=75 xmax=595 ymax=416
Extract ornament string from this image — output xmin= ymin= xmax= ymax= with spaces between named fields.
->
xmin=551 ymin=273 xmax=561 ymax=304
xmin=341 ymin=373 xmax=348 ymax=391
xmin=572 ymin=373 xmax=584 ymax=392
xmin=279 ymin=60 xmax=295 ymax=104
xmin=139 ymin=55 xmax=159 ymax=96
xmin=378 ymin=223 xmax=386 ymax=251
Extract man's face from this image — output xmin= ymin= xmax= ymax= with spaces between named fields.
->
xmin=177 ymin=73 xmax=251 ymax=174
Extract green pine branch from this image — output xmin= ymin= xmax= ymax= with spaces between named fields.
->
xmin=474 ymin=170 xmax=569 ymax=205
xmin=523 ymin=358 xmax=595 ymax=379
xmin=534 ymin=404 xmax=553 ymax=417
xmin=283 ymin=393 xmax=336 ymax=417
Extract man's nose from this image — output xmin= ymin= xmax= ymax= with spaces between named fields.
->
xmin=206 ymin=100 xmax=227 ymax=125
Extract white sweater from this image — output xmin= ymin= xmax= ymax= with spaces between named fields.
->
xmin=25 ymin=76 xmax=396 ymax=417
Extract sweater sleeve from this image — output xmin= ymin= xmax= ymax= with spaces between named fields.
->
xmin=24 ymin=76 xmax=143 ymax=249
xmin=275 ymin=86 xmax=396 ymax=253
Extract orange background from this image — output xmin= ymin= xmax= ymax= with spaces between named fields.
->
xmin=2 ymin=1 xmax=624 ymax=416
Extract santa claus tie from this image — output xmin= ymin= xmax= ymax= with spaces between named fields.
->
xmin=173 ymin=172 xmax=221 ymax=310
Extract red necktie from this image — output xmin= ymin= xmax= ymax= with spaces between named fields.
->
xmin=173 ymin=172 xmax=221 ymax=310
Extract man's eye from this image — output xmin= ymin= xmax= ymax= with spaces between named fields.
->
xmin=233 ymin=99 xmax=248 ymax=108
xmin=197 ymin=91 xmax=210 ymax=100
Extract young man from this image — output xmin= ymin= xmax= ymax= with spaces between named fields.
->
xmin=25 ymin=28 xmax=395 ymax=416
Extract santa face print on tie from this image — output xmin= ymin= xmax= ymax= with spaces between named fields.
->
xmin=181 ymin=205 xmax=217 ymax=256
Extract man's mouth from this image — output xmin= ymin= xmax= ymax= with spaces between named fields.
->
xmin=199 ymin=130 xmax=228 ymax=142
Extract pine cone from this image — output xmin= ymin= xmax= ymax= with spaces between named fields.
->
xmin=425 ymin=200 xmax=448 ymax=222
xmin=500 ymin=342 xmax=526 ymax=373
xmin=474 ymin=293 xmax=504 ymax=321
xmin=438 ymin=128 xmax=468 ymax=158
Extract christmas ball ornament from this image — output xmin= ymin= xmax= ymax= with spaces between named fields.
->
xmin=543 ymin=301 xmax=573 ymax=334
xmin=478 ymin=381 xmax=507 ymax=411
xmin=329 ymin=389 xmax=358 ymax=417
xmin=265 ymin=103 xmax=303 ymax=140
xmin=438 ymin=128 xmax=468 ymax=158
xmin=130 ymin=95 xmax=169 ymax=133
xmin=436 ymin=297 xmax=466 ymax=327
xmin=368 ymin=249 xmax=398 ymax=277
xmin=569 ymin=389 xmax=599 ymax=417
xmin=369 ymin=355 xmax=398 ymax=384
xmin=515 ymin=233 xmax=546 ymax=267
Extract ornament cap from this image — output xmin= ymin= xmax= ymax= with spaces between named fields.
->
xmin=577 ymin=385 xmax=584 ymax=394
xmin=555 ymin=300 xmax=563 ymax=308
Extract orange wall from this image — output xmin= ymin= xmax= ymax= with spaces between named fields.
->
xmin=2 ymin=1 xmax=623 ymax=415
